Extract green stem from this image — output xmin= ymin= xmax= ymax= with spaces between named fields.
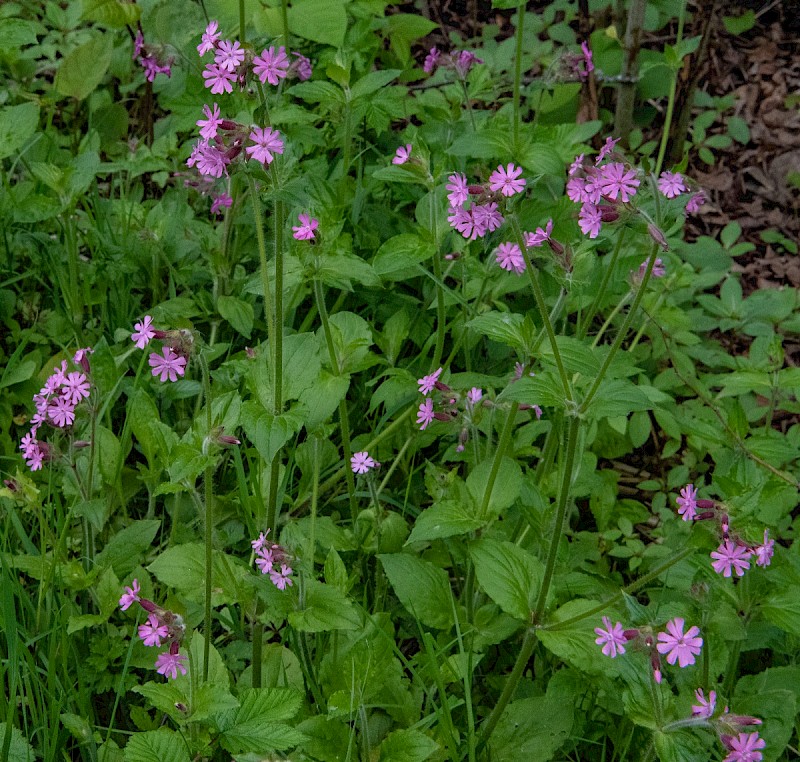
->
xmin=238 ymin=0 xmax=245 ymax=45
xmin=459 ymin=77 xmax=477 ymax=131
xmin=512 ymin=3 xmax=525 ymax=147
xmin=533 ymin=415 xmax=580 ymax=622
xmin=579 ymin=228 xmax=627 ymax=338
xmin=654 ymin=0 xmax=685 ymax=176
xmin=478 ymin=403 xmax=519 ymax=519
xmin=198 ymin=353 xmax=214 ymax=682
xmin=590 ymin=291 xmax=631 ymax=349
xmin=429 ymin=191 xmax=446 ymax=369
xmin=580 ymin=241 xmax=660 ymax=414
xmin=280 ymin=0 xmax=289 ymax=45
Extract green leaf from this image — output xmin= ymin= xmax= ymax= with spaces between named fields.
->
xmin=81 ymin=0 xmax=141 ymax=26
xmin=583 ymin=379 xmax=656 ymax=420
xmin=289 ymin=579 xmax=361 ymax=632
xmin=498 ymin=374 xmax=567 ymax=409
xmin=760 ymin=591 xmax=800 ymax=635
xmin=727 ymin=115 xmax=750 ymax=144
xmin=386 ymin=14 xmax=438 ymax=64
xmin=0 ymin=19 xmax=39 ymax=50
xmin=653 ymin=730 xmax=709 ymax=762
xmin=124 ymin=729 xmax=190 ymax=762
xmin=287 ymin=81 xmax=345 ymax=105
xmin=470 ymin=539 xmax=543 ymax=622
xmin=217 ymin=688 xmax=305 ymax=753
xmin=287 ymin=0 xmax=347 ymax=48
xmin=723 ymin=10 xmax=756 ymax=35
xmin=466 ymin=458 xmax=522 ymax=517
xmin=372 ymin=234 xmax=434 ymax=280
xmin=407 ymin=500 xmax=485 ymax=544
xmin=379 ymin=554 xmax=453 ymax=629
xmin=217 ymin=295 xmax=253 ymax=338
xmin=488 ymin=695 xmax=573 ymax=761
xmin=467 ymin=311 xmax=531 ymax=354
xmin=0 ymin=103 xmax=39 ymax=159
xmin=0 ymin=723 xmax=36 ymax=762
xmin=326 ymin=311 xmax=373 ymax=375
xmin=96 ymin=519 xmax=159 ymax=578
xmin=55 ymin=35 xmax=113 ymax=100
xmin=350 ymin=69 xmax=402 ymax=100
xmin=240 ymin=402 xmax=305 ymax=463
xmin=379 ymin=728 xmax=439 ymax=762
xmin=0 ymin=359 xmax=36 ymax=390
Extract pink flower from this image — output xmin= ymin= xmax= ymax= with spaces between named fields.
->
xmin=594 ymin=616 xmax=627 ymax=658
xmin=448 ymin=206 xmax=473 ymax=238
xmin=197 ymin=20 xmax=220 ymax=56
xmin=392 ymin=144 xmax=412 ymax=165
xmin=525 ymin=219 xmax=553 ymax=248
xmin=194 ymin=141 xmax=230 ymax=178
xmin=578 ymin=203 xmax=602 ymax=238
xmin=292 ymin=213 xmax=318 ymax=241
xmin=269 ymin=563 xmax=294 ymax=590
xmin=656 ymin=617 xmax=702 ymax=668
xmin=686 ymin=191 xmax=706 ymax=214
xmin=138 ymin=614 xmax=169 ymax=647
xmin=155 ymin=651 xmax=188 ymax=679
xmin=20 ymin=432 xmax=38 ymax=457
xmin=210 ymin=193 xmax=232 ymax=214
xmin=692 ymin=688 xmax=716 ymax=718
xmin=596 ymin=136 xmax=620 ymax=164
xmin=637 ymin=257 xmax=666 ymax=280
xmin=566 ymin=177 xmax=589 ymax=203
xmin=214 ymin=39 xmax=244 ymax=72
xmin=119 ymin=579 xmax=141 ymax=610
xmin=488 ymin=163 xmax=526 ymax=197
xmin=133 ymin=31 xmax=144 ymax=59
xmin=73 ymin=347 xmax=93 ymax=372
xmin=583 ymin=173 xmax=604 ymax=203
xmin=246 ymin=127 xmax=284 ymax=165
xmin=711 ymin=540 xmax=751 ymax=578
xmin=676 ymin=484 xmax=698 ymax=521
xmin=417 ymin=398 xmax=435 ymax=430
xmin=149 ymin=347 xmax=187 ymax=383
xmin=446 ymin=173 xmax=469 ymax=207
xmin=253 ymin=46 xmax=290 ymax=85
xmin=251 ymin=530 xmax=270 ymax=552
xmin=351 ymin=451 xmax=376 ymax=474
xmin=598 ymin=162 xmax=640 ymax=202
xmin=467 ymin=387 xmax=483 ymax=406
xmin=255 ymin=547 xmax=275 ymax=573
xmin=580 ymin=41 xmax=594 ymax=76
xmin=49 ymin=396 xmax=76 ymax=428
xmin=568 ymin=154 xmax=584 ymax=176
xmin=417 ymin=367 xmax=442 ymax=396
xmin=61 ymin=372 xmax=90 ymax=405
xmin=723 ymin=732 xmax=766 ymax=762
xmin=753 ymin=529 xmax=774 ymax=567
xmin=290 ymin=52 xmax=312 ymax=80
xmin=202 ymin=63 xmax=236 ymax=94
xmin=495 ymin=242 xmax=525 ymax=274
xmin=658 ymin=171 xmax=686 ymax=199
xmin=25 ymin=445 xmax=44 ymax=471
xmin=473 ymin=202 xmax=503 ymax=233
xmin=423 ymin=46 xmax=440 ymax=73
xmin=197 ymin=103 xmax=222 ymax=140
xmin=454 ymin=50 xmax=482 ymax=76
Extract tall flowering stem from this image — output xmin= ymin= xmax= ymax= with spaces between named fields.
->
xmin=511 ymin=3 xmax=526 ymax=147
xmin=654 ymin=0 xmax=686 ymax=177
xmin=579 ymin=228 xmax=627 ymax=338
xmin=428 ymin=182 xmax=446 ymax=369
xmin=580 ymin=241 xmax=660 ymax=415
xmin=477 ymin=402 xmax=520 ymax=520
xmin=198 ymin=351 xmax=214 ymax=682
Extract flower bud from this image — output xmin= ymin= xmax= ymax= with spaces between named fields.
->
xmin=599 ymin=206 xmax=619 ymax=223
xmin=647 ymin=223 xmax=669 ymax=251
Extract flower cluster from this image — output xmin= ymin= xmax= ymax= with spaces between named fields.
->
xmin=133 ymin=30 xmax=173 ymax=82
xmin=446 ymin=163 xmax=526 ymax=241
xmin=675 ymin=484 xmax=774 ymax=578
xmin=131 ymin=315 xmax=191 ymax=383
xmin=252 ymin=530 xmax=294 ymax=590
xmin=595 ymin=615 xmax=702 ymax=683
xmin=19 ymin=349 xmax=94 ymax=472
xmin=423 ymin=47 xmax=483 ymax=77
xmin=119 ymin=579 xmax=188 ymax=679
xmin=197 ymin=20 xmax=311 ymax=95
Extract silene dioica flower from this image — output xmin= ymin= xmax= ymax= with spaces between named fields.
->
xmin=252 ymin=530 xmax=294 ymax=590
xmin=130 ymin=315 xmax=192 ymax=383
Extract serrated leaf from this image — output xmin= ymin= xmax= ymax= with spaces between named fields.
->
xmin=55 ymin=35 xmax=113 ymax=100
xmin=379 ymin=554 xmax=453 ymax=629
xmin=0 ymin=723 xmax=35 ymax=762
xmin=379 ymin=728 xmax=439 ymax=761
xmin=124 ymin=729 xmax=190 ymax=762
xmin=470 ymin=539 xmax=543 ymax=622
xmin=218 ymin=688 xmax=305 ymax=753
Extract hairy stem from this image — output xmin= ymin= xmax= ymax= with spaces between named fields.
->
xmin=512 ymin=3 xmax=526 ymax=147
xmin=199 ymin=352 xmax=214 ymax=682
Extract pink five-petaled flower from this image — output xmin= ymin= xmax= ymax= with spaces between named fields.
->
xmin=578 ymin=203 xmax=602 ymax=238
xmin=446 ymin=173 xmax=469 ymax=207
xmin=392 ymin=144 xmax=412 ymax=165
xmin=692 ymin=688 xmax=717 ymax=718
xmin=596 ymin=136 xmax=620 ymax=164
xmin=580 ymin=41 xmax=594 ymax=76
xmin=253 ymin=46 xmax=290 ymax=85
xmin=488 ymin=163 xmax=526 ymax=197
xmin=686 ymin=191 xmax=706 ymax=214
xmin=290 ymin=52 xmax=312 ymax=80
xmin=270 ymin=563 xmax=294 ymax=590
xmin=473 ymin=202 xmax=503 ymax=234
xmin=723 ymin=732 xmax=766 ymax=762
xmin=210 ymin=193 xmax=233 ymax=215
xmin=598 ymin=162 xmax=640 ymax=202
xmin=568 ymin=154 xmax=585 ymax=176
xmin=197 ymin=20 xmax=220 ymax=56
xmin=637 ymin=257 xmax=666 ymax=280
xmin=138 ymin=614 xmax=169 ymax=647
xmin=566 ymin=177 xmax=589 ymax=203
xmin=658 ymin=171 xmax=687 ymax=199
xmin=525 ymin=219 xmax=553 ymax=248
xmin=155 ymin=651 xmax=188 ymax=680
xmin=202 ymin=63 xmax=236 ymax=94
xmin=656 ymin=617 xmax=702 ymax=668
xmin=417 ymin=367 xmax=442 ymax=396
xmin=246 ymin=127 xmax=284 ymax=166
xmin=676 ymin=483 xmax=698 ymax=521
xmin=292 ymin=213 xmax=318 ymax=241
xmin=417 ymin=398 xmax=435 ymax=430
xmin=49 ymin=396 xmax=76 ymax=428
xmin=61 ymin=372 xmax=90 ymax=405
xmin=214 ymin=39 xmax=245 ymax=72
xmin=132 ymin=315 xmax=156 ymax=349
xmin=251 ymin=530 xmax=270 ymax=552
xmin=197 ymin=103 xmax=222 ymax=140
xmin=753 ymin=529 xmax=774 ymax=567
xmin=423 ymin=46 xmax=440 ymax=73
xmin=594 ymin=616 xmax=627 ymax=658
xmin=495 ymin=242 xmax=526 ymax=274
xmin=467 ymin=387 xmax=483 ymax=406
xmin=711 ymin=539 xmax=751 ymax=578
xmin=149 ymin=347 xmax=187 ymax=383
xmin=119 ymin=579 xmax=141 ymax=610
xmin=351 ymin=451 xmax=376 ymax=474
